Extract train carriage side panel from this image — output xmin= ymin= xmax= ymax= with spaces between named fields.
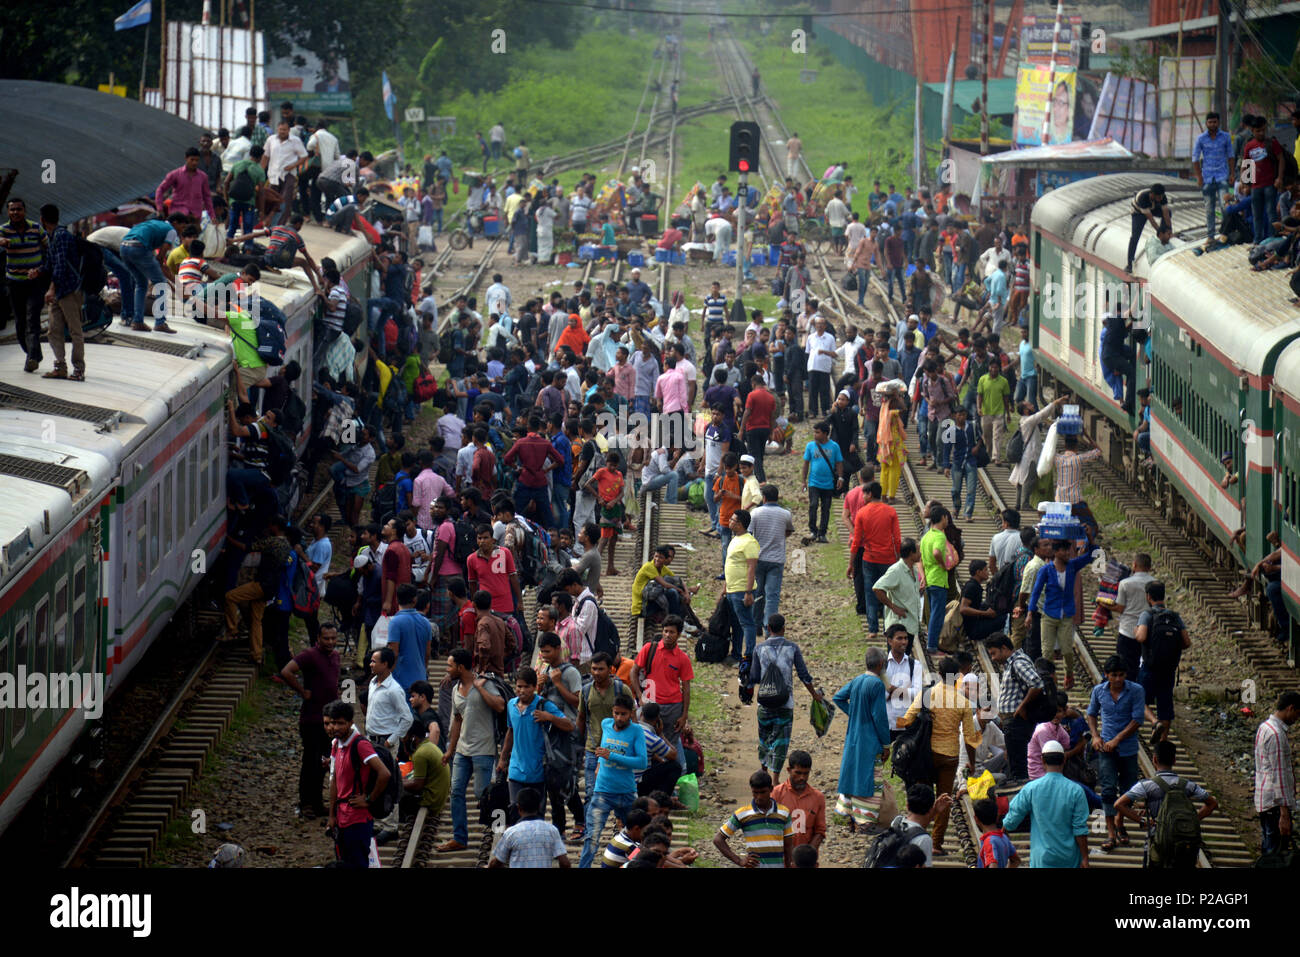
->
xmin=1267 ymin=340 xmax=1300 ymax=647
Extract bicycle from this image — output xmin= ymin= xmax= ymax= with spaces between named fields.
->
xmin=447 ymin=209 xmax=485 ymax=250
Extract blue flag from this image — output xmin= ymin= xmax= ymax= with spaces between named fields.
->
xmin=382 ymin=71 xmax=395 ymax=121
xmin=114 ymin=0 xmax=152 ymax=30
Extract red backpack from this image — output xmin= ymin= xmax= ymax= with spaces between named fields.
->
xmin=413 ymin=373 xmax=438 ymax=402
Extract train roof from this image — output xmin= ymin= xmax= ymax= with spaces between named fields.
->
xmin=1270 ymin=336 xmax=1300 ymax=401
xmin=301 ymin=224 xmax=374 ymax=280
xmin=0 ymin=338 xmax=231 ymax=463
xmin=1034 ymin=172 xmax=1300 ymax=378
xmin=0 ymin=433 xmax=115 ymax=589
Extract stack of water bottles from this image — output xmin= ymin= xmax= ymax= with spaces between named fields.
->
xmin=1036 ymin=501 xmax=1087 ymax=541
xmin=1056 ymin=404 xmax=1084 ymax=436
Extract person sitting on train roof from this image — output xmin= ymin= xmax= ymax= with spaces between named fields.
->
xmin=228 ymin=214 xmax=323 ymax=291
xmin=1124 ymin=183 xmax=1170 ymax=275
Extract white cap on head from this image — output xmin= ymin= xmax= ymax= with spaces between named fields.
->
xmin=1041 ymin=740 xmax=1066 ymax=756
xmin=739 ymin=454 xmax=755 ymax=465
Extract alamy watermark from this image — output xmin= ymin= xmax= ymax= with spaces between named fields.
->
xmin=0 ymin=669 xmax=104 ymax=719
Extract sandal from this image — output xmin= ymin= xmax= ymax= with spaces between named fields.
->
xmin=1117 ymin=829 xmax=1131 ymax=846
xmin=68 ymin=371 xmax=85 ymax=382
xmin=1100 ymin=839 xmax=1118 ymax=852
xmin=42 ymin=367 xmax=68 ymax=379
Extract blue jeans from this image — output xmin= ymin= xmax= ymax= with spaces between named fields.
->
xmin=926 ymin=584 xmax=948 ymax=651
xmin=513 ymin=482 xmax=554 ymax=530
xmin=1015 ymin=374 xmax=1036 ymax=404
xmin=336 ymin=819 xmax=373 ymax=867
xmin=704 ymin=470 xmax=720 ymax=532
xmin=119 ymin=241 xmax=170 ymax=328
xmin=952 ymin=262 xmax=966 ymax=288
xmin=430 ymin=208 xmax=444 ymax=233
xmin=551 ymin=481 xmax=571 ymax=534
xmin=582 ymin=751 xmax=601 ymax=814
xmin=449 ymin=753 xmax=495 ymax=845
xmin=580 ymin=790 xmax=635 ymax=868
xmin=228 ymin=467 xmax=276 ymax=511
xmin=727 ymin=591 xmax=758 ymax=658
xmin=719 ymin=526 xmax=732 ymax=570
xmin=227 ymin=201 xmax=257 ymax=246
xmin=641 ymin=469 xmax=680 ymax=504
xmin=754 ymin=559 xmax=783 ymax=634
xmin=885 ymin=266 xmax=905 ymax=301
xmin=952 ymin=462 xmax=977 ymax=516
xmin=1202 ymin=180 xmax=1226 ymax=239
xmin=856 ymin=267 xmax=870 ymax=306
xmin=1097 ymin=750 xmax=1140 ymax=820
xmin=1252 ymin=184 xmax=1278 ymax=244
xmin=100 ymin=246 xmax=135 ymax=324
xmin=860 ymin=560 xmax=891 ymax=635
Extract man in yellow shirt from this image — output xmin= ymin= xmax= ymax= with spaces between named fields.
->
xmin=738 ymin=454 xmax=763 ymax=511
xmin=898 ymin=655 xmax=981 ymax=856
xmin=724 ymin=510 xmax=761 ymax=665
xmin=631 ymin=545 xmax=689 ymax=620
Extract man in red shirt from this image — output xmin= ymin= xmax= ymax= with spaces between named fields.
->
xmin=740 ymin=373 xmax=778 ymax=482
xmin=771 ymin=749 xmax=827 ymax=852
xmin=657 ymin=226 xmax=684 ymax=251
xmin=503 ymin=414 xmax=564 ymax=530
xmin=380 ymin=519 xmax=412 ymax=616
xmin=840 ymin=465 xmax=878 ymax=536
xmin=471 ymin=589 xmax=509 ymax=674
xmin=325 ymin=699 xmax=390 ymax=868
xmin=849 ymin=482 xmax=901 ymax=639
xmin=1244 ymin=115 xmax=1285 ymax=244
xmin=629 ymin=614 xmax=694 ymax=759
xmin=466 ymin=525 xmax=522 ymax=615
xmin=470 ymin=426 xmax=497 ymax=499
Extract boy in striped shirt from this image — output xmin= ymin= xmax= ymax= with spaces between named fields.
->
xmin=177 ymin=239 xmax=219 ymax=303
xmin=713 ymin=769 xmax=794 ymax=868
xmin=601 ymin=808 xmax=652 ymax=867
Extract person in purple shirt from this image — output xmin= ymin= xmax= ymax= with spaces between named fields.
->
xmin=280 ymin=622 xmax=342 ymax=817
xmin=704 ymin=366 xmax=741 ymax=433
xmin=1086 ymin=655 xmax=1146 ymax=853
xmin=155 ymin=148 xmax=217 ymax=221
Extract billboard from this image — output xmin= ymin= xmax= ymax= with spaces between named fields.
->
xmin=1158 ymin=56 xmax=1216 ymax=158
xmin=1088 ymin=73 xmax=1160 ymax=157
xmin=162 ymin=21 xmax=265 ymax=133
xmin=266 ymin=42 xmax=352 ymax=114
xmin=1019 ymin=14 xmax=1083 ymax=67
xmin=1013 ymin=65 xmax=1076 ymax=146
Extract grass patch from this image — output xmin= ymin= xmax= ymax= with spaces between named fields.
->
xmin=684 ymin=814 xmax=721 ymax=868
xmin=152 ymin=815 xmax=202 ymax=865
xmin=1084 ymin=483 xmax=1148 ymax=555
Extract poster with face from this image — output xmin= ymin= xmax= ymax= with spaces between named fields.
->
xmin=1014 ymin=65 xmax=1076 ymax=146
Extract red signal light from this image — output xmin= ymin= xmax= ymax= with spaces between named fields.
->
xmin=738 ymin=159 xmax=750 ymax=172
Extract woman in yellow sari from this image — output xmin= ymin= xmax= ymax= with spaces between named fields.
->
xmin=876 ymin=391 xmax=907 ymax=502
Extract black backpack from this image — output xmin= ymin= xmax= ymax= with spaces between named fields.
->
xmin=371 ymin=482 xmax=398 ymax=526
xmin=989 ymin=559 xmax=1020 ymax=616
xmin=864 ymin=818 xmax=928 ymax=868
xmin=1146 ymin=610 xmax=1184 ymax=673
xmin=72 ymin=235 xmax=107 ymax=294
xmin=265 ymin=426 xmax=296 ymax=485
xmin=1005 ymin=426 xmax=1026 ymax=468
xmin=383 ymin=374 xmax=408 ymax=415
xmin=438 ymin=331 xmax=455 ymax=366
xmin=229 ymin=165 xmax=258 ymax=203
xmin=1149 ymin=775 xmax=1203 ymax=868
xmin=890 ymin=702 xmax=934 ymax=787
xmin=348 ymin=737 xmax=402 ymax=820
xmin=694 ymin=631 xmax=730 ymax=664
xmin=451 ymin=517 xmax=478 ymax=565
xmin=343 ymin=297 xmax=365 ymax=337
xmin=1032 ymin=666 xmax=1060 ymax=725
xmin=577 ymin=595 xmax=621 ymax=660
xmin=512 ymin=518 xmax=550 ymax=588
xmin=756 ymin=649 xmax=792 ymax=709
xmin=280 ymin=391 xmax=307 ymax=439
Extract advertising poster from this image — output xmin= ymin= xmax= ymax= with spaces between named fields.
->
xmin=1088 ymin=73 xmax=1160 ymax=156
xmin=1019 ymin=14 xmax=1083 ymax=67
xmin=265 ymin=42 xmax=352 ymax=114
xmin=1013 ymin=65 xmax=1077 ymax=146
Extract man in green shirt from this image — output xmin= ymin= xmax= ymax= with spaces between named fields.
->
xmin=222 ymin=305 xmax=272 ymax=403
xmin=872 ymin=538 xmax=925 ymax=638
xmin=977 ymin=362 xmax=1012 ymax=464
xmin=400 ymin=718 xmax=451 ymax=823
xmin=920 ymin=505 xmax=953 ymax=653
xmin=223 ymin=144 xmax=267 ymax=250
xmin=724 ymin=510 xmax=761 ymax=664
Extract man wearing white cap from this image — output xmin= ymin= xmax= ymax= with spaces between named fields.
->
xmin=897 ymin=313 xmax=920 ymax=355
xmin=625 ymin=268 xmax=652 ymax=312
xmin=738 ymin=455 xmax=763 ymax=511
xmin=1002 ymin=738 xmax=1091 ymax=868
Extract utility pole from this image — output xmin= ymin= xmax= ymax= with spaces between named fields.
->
xmin=1215 ymin=0 xmax=1231 ymax=117
xmin=735 ymin=171 xmax=747 ymax=299
xmin=981 ymin=0 xmax=991 ymax=154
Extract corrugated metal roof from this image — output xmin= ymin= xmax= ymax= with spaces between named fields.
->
xmin=1111 ymin=1 xmax=1300 ymax=40
xmin=0 ymin=81 xmax=208 ymax=224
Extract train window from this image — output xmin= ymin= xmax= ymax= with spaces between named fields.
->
xmin=150 ymin=482 xmax=160 ymax=573
xmin=136 ymin=504 xmax=147 ymax=593
xmin=177 ymin=456 xmax=188 ymax=540
xmin=54 ymin=575 xmax=68 ymax=671
xmin=163 ymin=468 xmax=173 ymax=557
xmin=12 ymin=616 xmax=27 ymax=741
xmin=200 ymin=433 xmax=210 ymax=512
xmin=34 ymin=598 xmax=49 ymax=719
xmin=72 ymin=561 xmax=87 ymax=669
xmin=189 ymin=446 xmax=198 ymax=523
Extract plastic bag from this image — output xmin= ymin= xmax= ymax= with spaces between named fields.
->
xmin=810 ymin=696 xmax=834 ymax=737
xmin=1036 ymin=420 xmax=1059 ymax=478
xmin=965 ymin=769 xmax=997 ymax=801
xmin=675 ymin=773 xmax=700 ymax=812
xmin=369 ymin=615 xmax=390 ymax=648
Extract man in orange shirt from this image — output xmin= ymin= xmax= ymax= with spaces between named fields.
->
xmin=840 ymin=465 xmax=877 ymax=536
xmin=772 ymin=749 xmax=827 ymax=852
xmin=712 ymin=452 xmax=743 ymax=576
xmin=848 ymin=481 xmax=901 ymax=639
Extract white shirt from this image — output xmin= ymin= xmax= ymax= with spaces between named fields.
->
xmin=404 ymin=530 xmax=433 ymax=584
xmin=977 ymin=245 xmax=1012 ymax=280
xmin=490 ymin=124 xmax=506 ymax=144
xmin=573 ymin=588 xmax=598 ymax=663
xmin=884 ymin=653 xmax=923 ymax=730
xmin=456 ymin=444 xmax=475 ymax=485
xmin=837 ymin=335 xmax=864 ymax=371
xmin=989 ymin=528 xmax=1021 ymax=569
xmin=825 ymin=198 xmax=849 ymax=228
xmin=805 ymin=330 xmax=837 ymax=374
xmin=643 ymin=448 xmax=674 ymax=483
xmin=365 ymin=674 xmax=413 ymax=748
xmin=704 ymin=217 xmax=728 ymax=238
xmin=306 ymin=128 xmax=340 ymax=166
xmin=485 ymin=282 xmax=512 ymax=320
xmin=564 ymin=366 xmax=582 ymax=401
xmin=676 ymin=357 xmax=698 ymax=391
xmin=265 ymin=133 xmax=308 ymax=186
xmin=845 ymin=220 xmax=868 ymax=253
